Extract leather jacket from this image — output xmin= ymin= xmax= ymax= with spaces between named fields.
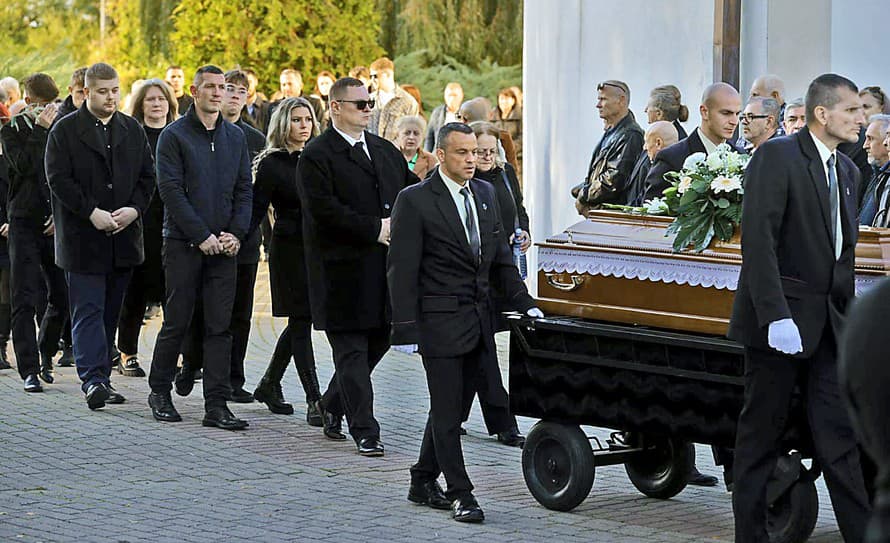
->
xmin=573 ymin=112 xmax=644 ymax=214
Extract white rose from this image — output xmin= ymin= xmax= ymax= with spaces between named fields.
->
xmin=714 ymin=142 xmax=732 ymax=154
xmin=705 ymin=151 xmax=725 ymax=171
xmin=683 ymin=152 xmax=706 ymax=171
xmin=678 ymin=176 xmax=693 ymax=194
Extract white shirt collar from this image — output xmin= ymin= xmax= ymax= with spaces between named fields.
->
xmin=332 ymin=124 xmax=366 ymax=148
xmin=439 ymin=168 xmax=471 ymax=196
xmin=809 ymin=130 xmax=836 ymax=166
xmin=696 ymin=127 xmax=722 ymax=155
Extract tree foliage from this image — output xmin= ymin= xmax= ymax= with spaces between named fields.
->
xmin=170 ymin=0 xmax=384 ymax=96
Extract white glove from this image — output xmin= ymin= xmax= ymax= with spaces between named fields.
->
xmin=392 ymin=344 xmax=417 ymax=354
xmin=526 ymin=307 xmax=544 ymax=318
xmin=767 ymin=318 xmax=803 ymax=355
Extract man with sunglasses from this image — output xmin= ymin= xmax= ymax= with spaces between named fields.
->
xmin=297 ymin=77 xmax=417 ymax=457
xmin=740 ymin=97 xmax=780 ymax=153
xmin=572 ymin=79 xmax=644 ymax=215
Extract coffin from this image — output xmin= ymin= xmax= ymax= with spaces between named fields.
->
xmin=537 ymin=210 xmax=890 ymax=335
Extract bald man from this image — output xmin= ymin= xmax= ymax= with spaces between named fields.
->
xmin=743 ymin=74 xmax=787 ymax=146
xmin=626 ymin=121 xmax=678 ymax=205
xmin=643 ymin=83 xmax=743 ymax=201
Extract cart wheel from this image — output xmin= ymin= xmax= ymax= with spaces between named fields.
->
xmin=767 ymin=478 xmax=818 ymax=543
xmin=624 ymin=437 xmax=692 ymax=499
xmin=521 ymin=421 xmax=595 ymax=511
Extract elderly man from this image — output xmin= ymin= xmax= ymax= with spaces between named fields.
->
xmin=782 ymin=97 xmax=806 ymax=135
xmin=749 ymin=74 xmax=787 ymax=135
xmin=626 ymin=121 xmax=678 ymax=206
xmin=859 ymin=114 xmax=890 ymax=226
xmin=643 ymin=83 xmax=743 ymax=201
xmin=741 ymin=97 xmax=780 ymax=152
xmin=573 ymin=80 xmax=644 ymax=214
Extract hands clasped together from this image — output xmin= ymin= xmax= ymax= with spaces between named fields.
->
xmin=89 ymin=206 xmax=139 ymax=235
xmin=199 ymin=232 xmax=241 ymax=256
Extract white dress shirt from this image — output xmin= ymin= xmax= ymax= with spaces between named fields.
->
xmin=695 ymin=127 xmax=722 ymax=155
xmin=809 ymin=131 xmax=843 ymax=259
xmin=333 ymin=125 xmax=372 ymax=161
xmin=440 ymin=169 xmax=481 ymax=246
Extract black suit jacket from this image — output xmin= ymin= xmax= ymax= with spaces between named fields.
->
xmin=387 ymin=170 xmax=534 ymax=360
xmin=45 ymin=105 xmax=155 ymax=273
xmin=297 ymin=127 xmax=417 ymax=331
xmin=642 ymin=129 xmax=707 ymax=201
xmin=728 ymin=127 xmax=860 ymax=357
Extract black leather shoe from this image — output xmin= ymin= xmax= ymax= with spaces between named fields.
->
xmin=39 ymin=357 xmax=54 ymax=384
xmin=117 ymin=355 xmax=146 ymax=377
xmin=357 ymin=437 xmax=384 ymax=457
xmin=193 ymin=368 xmax=203 ymax=380
xmin=148 ymin=392 xmax=182 ymax=422
xmin=24 ymin=374 xmax=43 ymax=393
xmin=253 ymin=380 xmax=294 ymax=414
xmin=318 ymin=401 xmax=346 ymax=440
xmin=496 ymin=427 xmax=526 ymax=448
xmin=229 ymin=388 xmax=254 ymax=403
xmin=451 ymin=495 xmax=484 ymax=523
xmin=687 ymin=467 xmax=719 ymax=487
xmin=174 ymin=368 xmax=195 ymax=397
xmin=0 ymin=344 xmax=11 ymax=370
xmin=306 ymin=401 xmax=323 ymax=427
xmin=105 ymin=384 xmax=126 ymax=404
xmin=408 ymin=480 xmax=451 ymax=510
xmin=85 ymin=383 xmax=109 ymax=410
xmin=202 ymin=406 xmax=249 ymax=430
xmin=57 ymin=342 xmax=74 ymax=367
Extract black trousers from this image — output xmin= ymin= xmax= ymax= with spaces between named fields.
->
xmin=116 ymin=267 xmax=159 ymax=356
xmin=183 ymin=263 xmax=257 ymax=391
xmin=321 ymin=326 xmax=389 ymax=441
xmin=412 ymin=338 xmax=492 ymax=501
xmin=67 ymin=270 xmax=132 ymax=392
xmin=148 ymin=239 xmax=236 ymax=409
xmin=8 ymin=218 xmax=67 ymax=379
xmin=732 ymin=329 xmax=871 ymax=543
xmin=460 ymin=364 xmax=516 ymax=435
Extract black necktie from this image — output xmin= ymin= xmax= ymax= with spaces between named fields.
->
xmin=827 ymin=154 xmax=840 ymax=259
xmin=459 ymin=187 xmax=481 ymax=265
xmin=352 ymin=141 xmax=372 ymax=169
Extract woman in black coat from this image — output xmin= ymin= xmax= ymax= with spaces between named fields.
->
xmin=251 ymin=97 xmax=322 ymax=425
xmin=113 ymin=79 xmax=178 ymax=376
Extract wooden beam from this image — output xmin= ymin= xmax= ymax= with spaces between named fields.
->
xmin=713 ymin=0 xmax=741 ymax=88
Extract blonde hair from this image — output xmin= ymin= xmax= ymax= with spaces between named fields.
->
xmin=253 ymin=97 xmax=319 ymax=177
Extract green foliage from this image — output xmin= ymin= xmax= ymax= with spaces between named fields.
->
xmin=170 ymin=0 xmax=384 ymax=97
xmin=101 ymin=0 xmax=174 ymax=89
xmin=394 ymin=50 xmax=521 ymax=114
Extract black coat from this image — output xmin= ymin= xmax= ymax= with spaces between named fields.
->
xmin=643 ymin=129 xmax=707 ymax=201
xmin=0 ymin=153 xmax=9 ymax=267
xmin=45 ymin=105 xmax=155 ymax=273
xmin=387 ymin=171 xmax=534 ymax=365
xmin=839 ymin=125 xmax=871 ymax=203
xmin=728 ymin=127 xmax=860 ymax=357
xmin=297 ymin=128 xmax=417 ymax=331
xmin=251 ymin=149 xmax=310 ymax=318
xmin=475 ymin=163 xmax=529 ymax=239
xmin=134 ymin=124 xmax=166 ymax=302
xmin=234 ymin=119 xmax=266 ymax=265
xmin=1 ymin=114 xmax=53 ymax=221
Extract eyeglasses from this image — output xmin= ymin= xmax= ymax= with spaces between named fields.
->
xmin=739 ymin=113 xmax=770 ymax=123
xmin=474 ymin=148 xmax=497 ymax=157
xmin=336 ymin=99 xmax=375 ymax=110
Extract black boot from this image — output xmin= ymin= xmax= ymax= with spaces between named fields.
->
xmin=39 ymin=354 xmax=55 ymax=384
xmin=0 ymin=303 xmax=10 ymax=370
xmin=296 ymin=364 xmax=322 ymax=427
xmin=253 ymin=350 xmax=293 ymax=415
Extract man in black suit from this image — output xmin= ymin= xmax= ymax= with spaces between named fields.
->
xmin=387 ymin=122 xmax=539 ymax=522
xmin=45 ymin=63 xmax=155 ymax=409
xmin=729 ymin=73 xmax=871 ymax=543
xmin=297 ymin=77 xmax=415 ymax=456
xmin=643 ymin=82 xmax=742 ymax=201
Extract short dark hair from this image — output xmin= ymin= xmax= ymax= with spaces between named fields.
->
xmin=224 ymin=69 xmax=249 ymax=88
xmin=805 ymin=73 xmax=859 ymax=121
xmin=329 ymin=77 xmax=365 ymax=101
xmin=436 ymin=122 xmax=474 ymax=150
xmin=85 ymin=63 xmax=119 ymax=87
xmin=193 ymin=65 xmax=224 ymax=87
xmin=22 ymin=73 xmax=59 ymax=103
xmin=69 ymin=67 xmax=87 ymax=88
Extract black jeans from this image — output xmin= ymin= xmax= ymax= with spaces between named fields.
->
xmin=67 ymin=270 xmax=132 ymax=392
xmin=8 ymin=218 xmax=67 ymax=379
xmin=321 ymin=326 xmax=389 ymax=441
xmin=183 ymin=263 xmax=257 ymax=391
xmin=148 ymin=239 xmax=237 ymax=409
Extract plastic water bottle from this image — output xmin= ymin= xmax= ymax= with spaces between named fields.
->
xmin=513 ymin=228 xmax=528 ymax=280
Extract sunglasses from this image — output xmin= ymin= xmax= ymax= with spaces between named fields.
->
xmin=597 ymin=81 xmax=628 ymax=95
xmin=337 ymin=99 xmax=375 ymax=110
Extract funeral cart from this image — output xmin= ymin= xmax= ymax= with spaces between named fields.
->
xmin=510 ymin=211 xmax=890 ymax=543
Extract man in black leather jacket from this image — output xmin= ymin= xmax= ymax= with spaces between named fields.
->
xmin=573 ymin=80 xmax=644 ymax=215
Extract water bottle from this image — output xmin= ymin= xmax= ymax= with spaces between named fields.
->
xmin=513 ymin=228 xmax=528 ymax=280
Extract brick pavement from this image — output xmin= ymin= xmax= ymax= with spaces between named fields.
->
xmin=0 ymin=264 xmax=845 ymax=542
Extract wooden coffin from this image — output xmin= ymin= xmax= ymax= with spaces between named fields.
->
xmin=537 ymin=210 xmax=890 ymax=336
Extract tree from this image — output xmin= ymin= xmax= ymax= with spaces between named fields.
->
xmin=170 ymin=0 xmax=384 ymax=96
xmin=100 ymin=0 xmax=177 ymax=87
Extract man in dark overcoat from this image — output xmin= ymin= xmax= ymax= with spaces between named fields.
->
xmin=44 ymin=63 xmax=154 ymax=410
xmin=297 ymin=77 xmax=415 ymax=456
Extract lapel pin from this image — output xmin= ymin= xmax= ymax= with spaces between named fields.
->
xmin=482 ymin=203 xmax=488 ymax=211
xmin=846 ymin=187 xmax=851 ymax=196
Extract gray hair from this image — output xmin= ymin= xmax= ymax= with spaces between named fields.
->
xmin=395 ymin=114 xmax=426 ymax=135
xmin=748 ymin=96 xmax=781 ymax=122
xmin=648 ymin=91 xmax=682 ymax=122
xmin=868 ymin=114 xmax=890 ymax=136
